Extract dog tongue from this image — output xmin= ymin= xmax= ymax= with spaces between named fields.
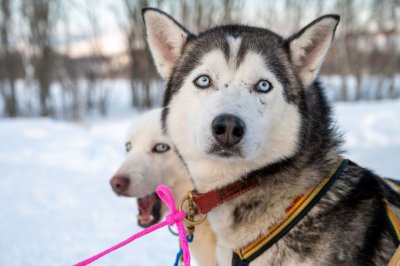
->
xmin=137 ymin=194 xmax=156 ymax=225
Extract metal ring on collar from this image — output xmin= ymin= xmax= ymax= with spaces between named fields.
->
xmin=179 ymin=193 xmax=207 ymax=226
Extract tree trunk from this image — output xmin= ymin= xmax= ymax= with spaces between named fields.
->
xmin=38 ymin=45 xmax=52 ymax=116
xmin=1 ymin=0 xmax=18 ymax=117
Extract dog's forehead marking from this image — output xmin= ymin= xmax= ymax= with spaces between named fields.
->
xmin=226 ymin=35 xmax=242 ymax=68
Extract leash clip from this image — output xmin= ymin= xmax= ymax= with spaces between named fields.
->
xmin=179 ymin=190 xmax=207 ymax=237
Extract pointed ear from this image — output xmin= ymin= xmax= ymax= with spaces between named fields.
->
xmin=142 ymin=8 xmax=191 ymax=79
xmin=287 ymin=15 xmax=340 ymax=86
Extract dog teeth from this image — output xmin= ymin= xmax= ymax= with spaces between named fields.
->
xmin=138 ymin=214 xmax=154 ymax=224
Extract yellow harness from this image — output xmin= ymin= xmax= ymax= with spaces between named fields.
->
xmin=232 ymin=159 xmax=400 ymax=266
xmin=386 ymin=200 xmax=400 ymax=245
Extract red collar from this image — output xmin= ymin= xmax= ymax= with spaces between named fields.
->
xmin=190 ymin=157 xmax=297 ymax=214
xmin=192 ymin=177 xmax=260 ymax=214
xmin=191 ymin=158 xmax=347 ymax=215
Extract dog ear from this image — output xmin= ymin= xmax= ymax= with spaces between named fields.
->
xmin=287 ymin=15 xmax=339 ymax=86
xmin=142 ymin=8 xmax=191 ymax=79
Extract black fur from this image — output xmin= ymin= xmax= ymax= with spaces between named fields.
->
xmin=233 ymin=200 xmax=262 ymax=224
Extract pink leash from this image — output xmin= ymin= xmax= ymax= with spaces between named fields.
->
xmin=74 ymin=184 xmax=190 ymax=266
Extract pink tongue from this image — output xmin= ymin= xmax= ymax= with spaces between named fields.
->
xmin=137 ymin=194 xmax=156 ymax=224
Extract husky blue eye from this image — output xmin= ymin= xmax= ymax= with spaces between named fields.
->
xmin=152 ymin=143 xmax=170 ymax=153
xmin=255 ymin=80 xmax=272 ymax=93
xmin=125 ymin=142 xmax=132 ymax=152
xmin=194 ymin=75 xmax=211 ymax=88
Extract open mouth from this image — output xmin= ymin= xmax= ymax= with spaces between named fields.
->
xmin=137 ymin=192 xmax=162 ymax=228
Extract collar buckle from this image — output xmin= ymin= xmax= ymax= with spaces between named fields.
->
xmin=179 ymin=190 xmax=207 ymax=237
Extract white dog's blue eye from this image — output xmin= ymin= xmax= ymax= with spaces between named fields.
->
xmin=194 ymin=75 xmax=211 ymax=88
xmin=255 ymin=80 xmax=272 ymax=93
xmin=125 ymin=142 xmax=132 ymax=152
xmin=153 ymin=143 xmax=170 ymax=153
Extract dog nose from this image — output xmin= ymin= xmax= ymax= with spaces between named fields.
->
xmin=212 ymin=114 xmax=246 ymax=146
xmin=110 ymin=175 xmax=130 ymax=194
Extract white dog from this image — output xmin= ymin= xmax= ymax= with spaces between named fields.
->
xmin=110 ymin=109 xmax=216 ymax=265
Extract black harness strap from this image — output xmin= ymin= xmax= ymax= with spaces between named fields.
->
xmin=232 ymin=253 xmax=250 ymax=266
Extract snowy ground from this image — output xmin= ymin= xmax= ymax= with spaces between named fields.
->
xmin=0 ymin=100 xmax=399 ymax=266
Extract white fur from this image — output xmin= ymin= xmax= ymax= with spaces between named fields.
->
xmin=111 ymin=109 xmax=216 ymax=266
xmin=167 ymin=49 xmax=301 ymax=192
xmin=290 ymin=17 xmax=339 ymax=86
xmin=226 ymin=36 xmax=242 ymax=67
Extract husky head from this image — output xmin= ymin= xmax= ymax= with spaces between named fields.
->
xmin=110 ymin=109 xmax=190 ymax=227
xmin=143 ymin=8 xmax=339 ymax=192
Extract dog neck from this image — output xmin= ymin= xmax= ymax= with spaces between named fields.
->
xmin=190 ymin=156 xmax=305 ymax=214
xmin=191 ymin=154 xmax=342 ymax=213
xmin=204 ymin=157 xmax=339 ymax=250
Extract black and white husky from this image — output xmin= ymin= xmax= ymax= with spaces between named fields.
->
xmin=143 ymin=8 xmax=399 ymax=265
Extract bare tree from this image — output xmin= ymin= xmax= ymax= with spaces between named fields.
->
xmin=177 ymin=0 xmax=242 ymax=32
xmin=55 ymin=4 xmax=83 ymax=120
xmin=372 ymin=0 xmax=400 ymax=100
xmin=118 ymin=0 xmax=158 ymax=109
xmin=0 ymin=0 xmax=18 ymax=116
xmin=84 ymin=4 xmax=110 ymax=115
xmin=22 ymin=0 xmax=60 ymax=116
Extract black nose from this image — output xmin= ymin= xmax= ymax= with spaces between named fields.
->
xmin=212 ymin=114 xmax=246 ymax=146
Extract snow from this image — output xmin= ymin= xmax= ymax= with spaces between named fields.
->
xmin=335 ymin=100 xmax=400 ymax=178
xmin=0 ymin=115 xmax=178 ymax=266
xmin=0 ymin=100 xmax=399 ymax=266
